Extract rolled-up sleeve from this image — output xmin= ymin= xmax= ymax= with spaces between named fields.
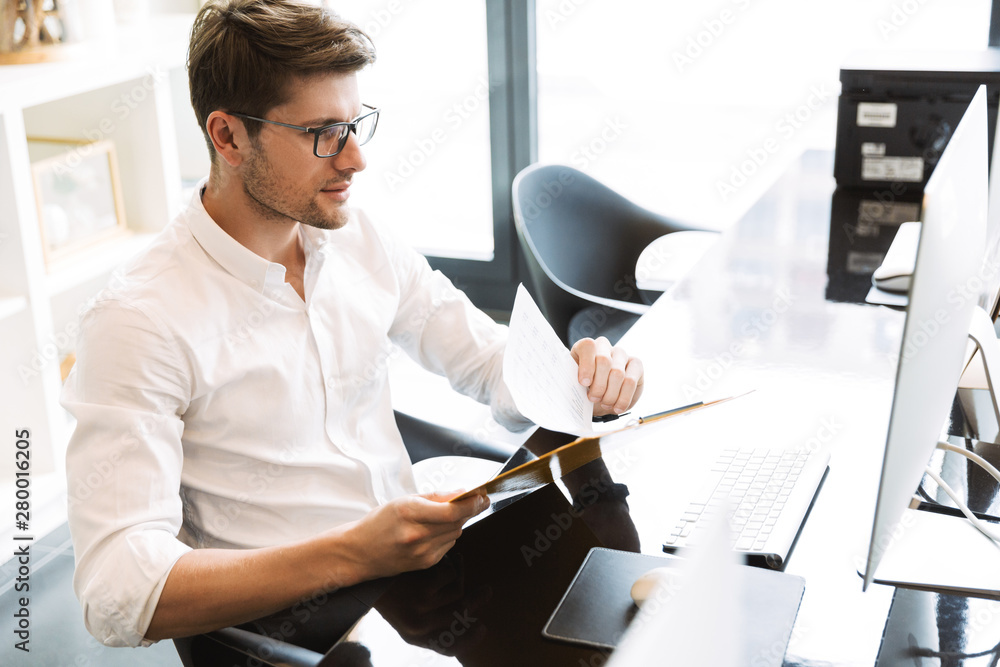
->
xmin=62 ymin=300 xmax=193 ymax=647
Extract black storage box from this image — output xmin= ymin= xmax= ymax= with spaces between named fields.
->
xmin=834 ymin=50 xmax=1000 ymax=191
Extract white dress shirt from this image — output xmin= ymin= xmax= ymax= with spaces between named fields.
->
xmin=62 ymin=184 xmax=530 ymax=647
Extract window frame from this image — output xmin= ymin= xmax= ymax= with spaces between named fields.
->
xmin=424 ymin=0 xmax=536 ymax=313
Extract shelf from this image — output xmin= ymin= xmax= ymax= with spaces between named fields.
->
xmin=45 ymin=232 xmax=158 ymax=297
xmin=0 ymin=294 xmax=27 ymax=321
xmin=0 ymin=15 xmax=192 ymax=111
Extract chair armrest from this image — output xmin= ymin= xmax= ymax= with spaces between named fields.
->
xmin=204 ymin=627 xmax=324 ymax=667
xmin=394 ymin=410 xmax=514 ymax=464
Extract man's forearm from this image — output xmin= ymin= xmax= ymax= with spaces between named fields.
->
xmin=144 ymin=492 xmax=485 ymax=641
xmin=145 ymin=525 xmax=361 ymax=641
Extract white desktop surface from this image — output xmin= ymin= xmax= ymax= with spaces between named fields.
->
xmin=872 ymin=508 xmax=1000 ymax=597
xmin=615 ymin=152 xmax=901 ymax=665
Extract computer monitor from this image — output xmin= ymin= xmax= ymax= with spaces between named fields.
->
xmin=862 ymin=86 xmax=990 ymax=591
xmin=983 ymin=101 xmax=1000 ymax=321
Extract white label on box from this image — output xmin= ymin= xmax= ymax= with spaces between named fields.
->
xmin=859 ymin=200 xmax=921 ymax=225
xmin=847 ymin=251 xmax=885 ymax=275
xmin=857 ymin=102 xmax=898 ymax=128
xmin=861 ymin=156 xmax=924 ymax=182
xmin=861 ymin=142 xmax=886 ymax=157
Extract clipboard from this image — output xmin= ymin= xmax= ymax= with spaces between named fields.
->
xmin=448 ymin=393 xmax=750 ymax=502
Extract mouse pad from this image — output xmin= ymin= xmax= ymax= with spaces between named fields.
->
xmin=543 ymin=548 xmax=805 ymax=664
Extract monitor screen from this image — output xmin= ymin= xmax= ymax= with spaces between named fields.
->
xmin=862 ymin=86 xmax=990 ymax=591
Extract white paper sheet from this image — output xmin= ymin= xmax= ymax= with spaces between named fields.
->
xmin=503 ymin=284 xmax=594 ymax=436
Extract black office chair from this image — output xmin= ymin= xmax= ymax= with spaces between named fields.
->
xmin=512 ymin=163 xmax=712 ymax=346
xmin=393 ymin=409 xmax=512 ymax=464
xmin=174 ymin=410 xmax=510 ymax=667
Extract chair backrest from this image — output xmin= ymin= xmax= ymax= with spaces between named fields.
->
xmin=512 ymin=164 xmax=695 ymax=340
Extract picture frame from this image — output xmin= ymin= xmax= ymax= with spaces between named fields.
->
xmin=27 ymin=137 xmax=130 ymax=269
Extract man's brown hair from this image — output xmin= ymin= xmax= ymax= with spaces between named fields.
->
xmin=187 ymin=0 xmax=376 ymax=161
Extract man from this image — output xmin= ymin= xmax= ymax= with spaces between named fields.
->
xmin=63 ymin=0 xmax=644 ymax=649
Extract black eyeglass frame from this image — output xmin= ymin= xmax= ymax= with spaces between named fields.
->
xmin=229 ymin=103 xmax=380 ymax=158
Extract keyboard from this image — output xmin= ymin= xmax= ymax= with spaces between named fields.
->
xmin=663 ymin=447 xmax=830 ymax=568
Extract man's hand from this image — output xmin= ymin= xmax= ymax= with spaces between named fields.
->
xmin=146 ymin=492 xmax=489 ymax=641
xmin=570 ymin=336 xmax=644 ymax=417
xmin=339 ymin=492 xmax=490 ymax=581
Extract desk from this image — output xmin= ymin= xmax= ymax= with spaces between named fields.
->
xmin=193 ymin=151 xmax=1000 ymax=666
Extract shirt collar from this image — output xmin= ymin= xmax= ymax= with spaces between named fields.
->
xmin=298 ymin=220 xmax=332 ymax=257
xmin=185 ymin=178 xmax=287 ymax=294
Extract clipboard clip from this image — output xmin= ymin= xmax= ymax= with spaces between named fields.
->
xmin=592 ymin=412 xmax=630 ymax=423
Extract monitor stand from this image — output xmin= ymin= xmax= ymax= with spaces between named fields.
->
xmin=867 ymin=306 xmax=1000 ymax=597
xmin=958 ymin=306 xmax=1000 ymax=443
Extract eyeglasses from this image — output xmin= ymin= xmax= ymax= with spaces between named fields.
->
xmin=230 ymin=104 xmax=379 ymax=158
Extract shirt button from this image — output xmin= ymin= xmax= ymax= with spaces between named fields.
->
xmin=326 ymin=377 xmax=336 ymax=388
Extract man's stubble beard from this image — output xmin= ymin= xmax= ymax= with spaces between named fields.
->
xmin=242 ymin=146 xmax=350 ymax=231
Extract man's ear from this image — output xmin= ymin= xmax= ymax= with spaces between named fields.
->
xmin=205 ymin=111 xmax=249 ymax=168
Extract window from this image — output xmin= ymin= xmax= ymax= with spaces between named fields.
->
xmin=337 ymin=1 xmax=496 ymax=260
xmin=537 ymin=0 xmax=992 ymax=231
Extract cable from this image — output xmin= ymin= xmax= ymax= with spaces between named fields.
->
xmin=915 ymin=484 xmax=936 ymax=505
xmin=936 ymin=440 xmax=1000 ymax=487
xmin=923 ymin=466 xmax=1000 ymax=544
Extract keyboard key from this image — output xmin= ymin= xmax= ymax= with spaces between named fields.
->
xmin=664 ymin=446 xmax=824 ymax=558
